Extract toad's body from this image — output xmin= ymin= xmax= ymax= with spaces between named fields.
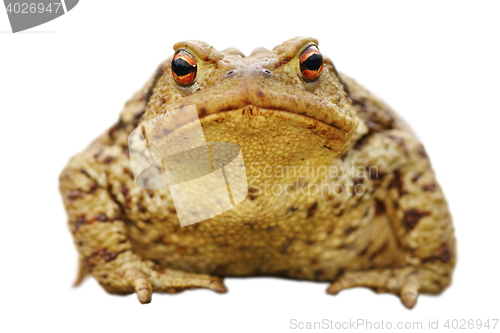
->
xmin=60 ymin=37 xmax=455 ymax=308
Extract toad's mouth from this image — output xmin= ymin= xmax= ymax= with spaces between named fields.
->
xmin=174 ymin=85 xmax=356 ymax=134
xmin=208 ymin=104 xmax=351 ymax=132
xmin=196 ymin=105 xmax=355 ymax=154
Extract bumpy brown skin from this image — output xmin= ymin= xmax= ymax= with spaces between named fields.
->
xmin=59 ymin=37 xmax=455 ymax=308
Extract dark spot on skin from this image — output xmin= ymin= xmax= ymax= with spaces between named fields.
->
xmin=72 ymin=215 xmax=87 ymax=233
xmin=323 ymin=145 xmax=332 ymax=150
xmin=344 ymin=226 xmax=358 ymax=236
xmin=104 ymin=251 xmax=118 ymax=262
xmin=84 ymin=249 xmax=125 ymax=269
xmin=103 ymin=156 xmax=115 ymax=164
xmin=358 ymin=244 xmax=370 ymax=257
xmin=93 ymin=149 xmax=103 ymax=160
xmin=287 ymin=206 xmax=298 ymax=214
xmin=327 ymin=122 xmax=343 ymax=131
xmin=273 ymin=57 xmax=292 ymax=69
xmin=79 ymin=168 xmax=91 ymax=178
xmin=389 ymin=170 xmax=406 ymax=196
xmin=411 ymin=173 xmax=422 ymax=182
xmin=332 ymin=268 xmax=345 ymax=282
xmin=147 ymin=190 xmax=155 ymax=198
xmin=199 ymin=107 xmax=207 ymax=117
xmin=124 ymin=218 xmax=144 ymax=231
xmin=163 ymin=128 xmax=172 ymax=136
xmin=307 ymin=202 xmax=318 ymax=218
xmin=368 ymin=168 xmax=386 ymax=181
xmin=385 ymin=133 xmax=405 ymax=147
xmin=67 ymin=189 xmax=86 ymax=201
xmin=310 ymin=258 xmax=319 ymax=265
xmin=137 ymin=201 xmax=147 ymax=213
xmin=374 ymin=199 xmax=386 ymax=216
xmin=366 ymin=119 xmax=382 ymax=133
xmin=313 ymin=269 xmax=324 ymax=279
xmin=422 ymin=243 xmax=451 ymax=264
xmin=96 ymin=213 xmax=108 ymax=222
xmin=402 ymin=209 xmax=431 ymax=231
xmin=417 ymin=145 xmax=428 ymax=159
xmin=247 ymin=187 xmax=259 ymax=200
xmin=153 ymin=235 xmax=169 ymax=245
xmin=123 ymin=168 xmax=134 ymax=179
xmin=257 ymin=91 xmax=264 ymax=97
xmin=354 ymin=134 xmax=370 ymax=150
xmin=353 ymin=177 xmax=364 ymax=186
xmin=108 ymin=119 xmax=127 ymax=138
xmin=120 ymin=185 xmax=129 ymax=196
xmin=278 ymin=238 xmax=294 ymax=254
xmin=423 ymin=183 xmax=437 ymax=192
xmin=168 ymin=206 xmax=177 ymax=214
xmin=176 ymin=246 xmax=187 ymax=254
xmin=131 ymin=108 xmax=145 ymax=128
xmin=156 ymin=95 xmax=170 ymax=107
xmin=369 ymin=241 xmax=389 ymax=261
xmin=335 ymin=209 xmax=345 ymax=217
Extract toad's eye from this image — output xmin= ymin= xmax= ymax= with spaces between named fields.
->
xmin=299 ymin=45 xmax=323 ymax=82
xmin=172 ymin=50 xmax=197 ymax=86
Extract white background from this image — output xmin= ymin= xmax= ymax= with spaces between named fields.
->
xmin=1 ymin=1 xmax=499 ymax=332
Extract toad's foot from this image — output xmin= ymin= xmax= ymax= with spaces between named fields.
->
xmin=326 ymin=267 xmax=449 ymax=309
xmin=96 ymin=259 xmax=227 ymax=304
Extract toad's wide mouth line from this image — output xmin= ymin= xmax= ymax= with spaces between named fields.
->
xmin=198 ymin=104 xmax=347 ymax=132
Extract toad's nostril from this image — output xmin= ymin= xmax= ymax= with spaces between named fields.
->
xmin=225 ymin=70 xmax=235 ymax=77
xmin=262 ymin=69 xmax=272 ymax=77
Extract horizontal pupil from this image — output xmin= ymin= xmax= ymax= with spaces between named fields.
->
xmin=302 ymin=53 xmax=322 ymax=71
xmin=172 ymin=58 xmax=196 ymax=77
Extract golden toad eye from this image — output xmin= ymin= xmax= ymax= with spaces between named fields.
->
xmin=299 ymin=45 xmax=323 ymax=82
xmin=172 ymin=50 xmax=197 ymax=86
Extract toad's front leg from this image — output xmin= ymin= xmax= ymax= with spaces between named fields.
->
xmin=60 ymin=152 xmax=227 ymax=304
xmin=327 ymin=130 xmax=456 ymax=309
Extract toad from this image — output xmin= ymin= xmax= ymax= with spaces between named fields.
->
xmin=59 ymin=37 xmax=456 ymax=308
